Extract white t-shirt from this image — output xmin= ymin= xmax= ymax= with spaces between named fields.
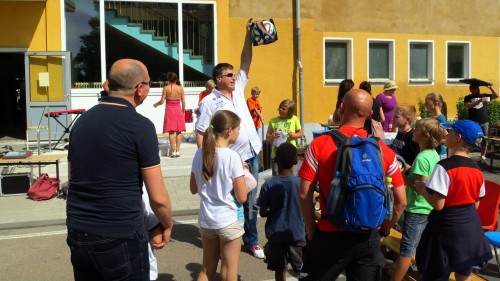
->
xmin=192 ymin=147 xmax=245 ymax=229
xmin=141 ymin=185 xmax=159 ymax=280
xmin=196 ymin=69 xmax=262 ymax=161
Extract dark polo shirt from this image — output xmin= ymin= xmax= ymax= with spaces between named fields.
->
xmin=67 ymin=96 xmax=160 ymax=238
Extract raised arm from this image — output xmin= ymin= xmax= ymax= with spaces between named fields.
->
xmin=488 ymin=84 xmax=499 ymax=99
xmin=240 ymin=18 xmax=253 ymax=76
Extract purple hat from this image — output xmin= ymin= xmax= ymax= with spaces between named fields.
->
xmin=440 ymin=120 xmax=484 ymax=149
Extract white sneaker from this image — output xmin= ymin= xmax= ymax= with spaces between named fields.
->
xmin=481 ymin=156 xmax=487 ymax=163
xmin=249 ymin=245 xmax=265 ymax=259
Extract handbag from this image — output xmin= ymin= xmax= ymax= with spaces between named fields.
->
xmin=27 ymin=173 xmax=60 ymax=201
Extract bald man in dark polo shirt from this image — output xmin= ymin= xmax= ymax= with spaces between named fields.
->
xmin=66 ymin=59 xmax=173 ymax=281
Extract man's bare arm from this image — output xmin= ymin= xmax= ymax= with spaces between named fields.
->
xmin=299 ymin=178 xmax=317 ymax=240
xmin=142 ymin=166 xmax=173 ymax=249
xmin=240 ymin=18 xmax=253 ymax=75
xmin=488 ymin=85 xmax=499 ymax=99
xmin=196 ymin=130 xmax=204 ymax=148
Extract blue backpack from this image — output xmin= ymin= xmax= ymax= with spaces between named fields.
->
xmin=321 ymin=130 xmax=393 ymax=232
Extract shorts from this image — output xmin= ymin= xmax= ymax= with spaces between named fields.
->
xmin=400 ymin=212 xmax=428 ymax=258
xmin=199 ymin=221 xmax=244 ymax=241
xmin=480 ymin=123 xmax=489 ymax=145
xmin=264 ymin=240 xmax=306 ymax=273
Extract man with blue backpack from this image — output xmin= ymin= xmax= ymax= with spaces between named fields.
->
xmin=298 ymin=89 xmax=407 ymax=280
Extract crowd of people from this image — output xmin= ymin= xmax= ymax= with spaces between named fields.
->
xmin=64 ymin=18 xmax=499 ymax=281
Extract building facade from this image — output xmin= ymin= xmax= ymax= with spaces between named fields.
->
xmin=1 ymin=0 xmax=499 ymax=140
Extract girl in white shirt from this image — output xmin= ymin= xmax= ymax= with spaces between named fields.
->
xmin=190 ymin=110 xmax=248 ymax=281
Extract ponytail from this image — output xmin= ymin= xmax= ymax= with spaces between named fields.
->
xmin=202 ymin=126 xmax=216 ymax=181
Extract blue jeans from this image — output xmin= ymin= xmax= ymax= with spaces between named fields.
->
xmin=67 ymin=228 xmax=149 ymax=281
xmin=243 ymin=155 xmax=259 ymax=248
xmin=400 ymin=212 xmax=428 ymax=258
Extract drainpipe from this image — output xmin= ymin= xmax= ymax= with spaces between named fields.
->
xmin=295 ymin=0 xmax=304 ymax=128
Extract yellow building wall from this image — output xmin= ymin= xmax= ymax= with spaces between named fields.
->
xmin=226 ymin=0 xmax=500 ymax=123
xmin=29 ymin=56 xmax=64 ymax=102
xmin=0 ymin=0 xmax=64 ymax=102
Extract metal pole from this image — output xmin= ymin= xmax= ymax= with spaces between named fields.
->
xmin=296 ymin=0 xmax=304 ymax=127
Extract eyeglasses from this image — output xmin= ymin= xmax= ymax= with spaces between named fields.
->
xmin=136 ymin=81 xmax=152 ymax=88
xmin=220 ymin=73 xmax=236 ymax=78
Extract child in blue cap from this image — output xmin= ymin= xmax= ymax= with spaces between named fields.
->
xmin=413 ymin=120 xmax=492 ymax=281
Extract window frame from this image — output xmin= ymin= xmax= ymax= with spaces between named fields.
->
xmin=96 ymin=0 xmax=217 ymax=88
xmin=367 ymin=39 xmax=395 ymax=83
xmin=446 ymin=41 xmax=471 ymax=84
xmin=323 ymin=37 xmax=353 ymax=85
xmin=408 ymin=40 xmax=434 ymax=85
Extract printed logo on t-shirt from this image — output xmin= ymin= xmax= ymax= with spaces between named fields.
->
xmin=391 ymin=138 xmax=405 ymax=152
xmin=471 ymin=97 xmax=484 ymax=109
xmin=215 ymin=98 xmax=227 ymax=109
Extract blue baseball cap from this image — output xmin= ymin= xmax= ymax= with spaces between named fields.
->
xmin=440 ymin=120 xmax=484 ymax=149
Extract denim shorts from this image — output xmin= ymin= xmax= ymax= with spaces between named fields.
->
xmin=400 ymin=212 xmax=429 ymax=258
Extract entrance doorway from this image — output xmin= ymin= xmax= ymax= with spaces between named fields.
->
xmin=0 ymin=53 xmax=26 ymax=139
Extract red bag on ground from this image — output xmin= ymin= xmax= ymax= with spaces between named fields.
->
xmin=27 ymin=173 xmax=60 ymax=201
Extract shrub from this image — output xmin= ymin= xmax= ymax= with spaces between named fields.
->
xmin=417 ymin=98 xmax=431 ymax=118
xmin=456 ymin=96 xmax=468 ymax=120
xmin=488 ymin=100 xmax=500 ymax=125
xmin=456 ymin=96 xmax=500 ymax=125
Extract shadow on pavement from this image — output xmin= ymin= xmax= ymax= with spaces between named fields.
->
xmin=171 ymin=223 xmax=202 ymax=248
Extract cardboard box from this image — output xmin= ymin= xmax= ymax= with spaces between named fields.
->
xmin=0 ymin=173 xmax=32 ymax=196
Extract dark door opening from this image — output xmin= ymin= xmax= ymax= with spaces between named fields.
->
xmin=0 ymin=53 xmax=26 ymax=140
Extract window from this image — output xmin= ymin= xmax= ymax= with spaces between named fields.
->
xmin=368 ymin=40 xmax=395 ymax=82
xmin=324 ymin=38 xmax=353 ymax=84
xmin=66 ymin=0 xmax=216 ymax=88
xmin=447 ymin=41 xmax=470 ymax=83
xmin=65 ymin=0 xmax=101 ymax=88
xmin=409 ymin=41 xmax=434 ymax=84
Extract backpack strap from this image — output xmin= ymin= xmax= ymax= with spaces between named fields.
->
xmin=317 ymin=129 xmax=348 ymax=212
xmin=325 ymin=129 xmax=347 ymax=173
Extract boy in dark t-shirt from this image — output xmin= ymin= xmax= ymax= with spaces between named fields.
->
xmin=391 ymin=103 xmax=420 ymax=170
xmin=464 ymin=83 xmax=499 ymax=161
xmin=257 ymin=143 xmax=305 ymax=281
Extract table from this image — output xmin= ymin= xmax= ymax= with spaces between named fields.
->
xmin=319 ymin=123 xmax=339 ymax=130
xmin=485 ymin=135 xmax=500 ymax=171
xmin=0 ymin=154 xmax=66 ymax=180
xmin=44 ymin=109 xmax=86 ymax=149
xmin=382 ymin=132 xmax=397 ymax=145
xmin=485 ymin=135 xmax=500 ymax=150
xmin=490 ymin=124 xmax=500 ymax=136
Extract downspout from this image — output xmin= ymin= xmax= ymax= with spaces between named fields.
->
xmin=296 ymin=0 xmax=304 ymax=127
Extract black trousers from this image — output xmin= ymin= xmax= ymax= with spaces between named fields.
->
xmin=299 ymin=229 xmax=384 ymax=281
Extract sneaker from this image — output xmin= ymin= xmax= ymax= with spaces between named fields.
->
xmin=249 ymin=245 xmax=265 ymax=259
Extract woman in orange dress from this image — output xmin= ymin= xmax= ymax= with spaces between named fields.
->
xmin=154 ymin=72 xmax=186 ymax=157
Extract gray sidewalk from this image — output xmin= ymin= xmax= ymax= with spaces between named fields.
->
xmin=0 ymin=138 xmax=274 ymax=229
xmin=0 ymin=135 xmax=499 ymax=230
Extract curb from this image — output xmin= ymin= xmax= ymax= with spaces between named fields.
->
xmin=0 ymin=209 xmax=200 ymax=231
